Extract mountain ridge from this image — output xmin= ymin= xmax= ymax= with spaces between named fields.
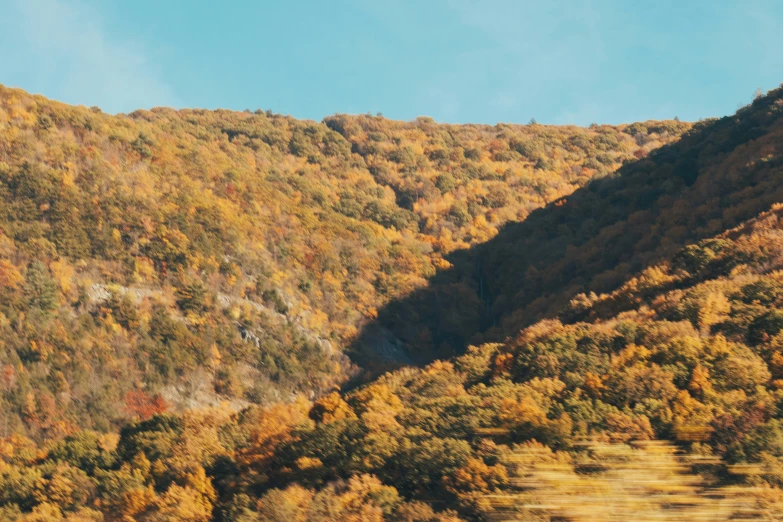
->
xmin=354 ymin=86 xmax=783 ymax=374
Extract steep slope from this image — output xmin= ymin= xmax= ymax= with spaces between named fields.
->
xmin=8 ymin=193 xmax=783 ymax=521
xmin=5 ymin=83 xmax=783 ymax=521
xmin=0 ymin=85 xmax=686 ymax=439
xmin=363 ymin=86 xmax=783 ymax=367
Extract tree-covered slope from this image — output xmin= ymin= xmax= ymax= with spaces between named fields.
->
xmin=0 ymin=85 xmax=686 ymax=439
xmin=364 ymin=86 xmax=783 ymax=367
xmin=8 ymin=189 xmax=783 ymax=521
xmin=7 ymin=83 xmax=783 ymax=521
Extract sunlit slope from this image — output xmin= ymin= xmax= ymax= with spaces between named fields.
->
xmin=0 ymin=85 xmax=686 ymax=437
xmin=30 ymin=201 xmax=783 ymax=522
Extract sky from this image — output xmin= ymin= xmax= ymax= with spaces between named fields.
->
xmin=1 ymin=0 xmax=782 ymax=126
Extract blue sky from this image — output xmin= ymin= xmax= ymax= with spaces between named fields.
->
xmin=2 ymin=0 xmax=782 ymax=125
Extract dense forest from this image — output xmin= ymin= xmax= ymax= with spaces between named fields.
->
xmin=0 ymin=84 xmax=687 ymax=434
xmin=364 ymin=87 xmax=783 ymax=369
xmin=3 ymin=83 xmax=783 ymax=520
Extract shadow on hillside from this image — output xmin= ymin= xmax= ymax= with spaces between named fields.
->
xmin=347 ymin=91 xmax=783 ymax=380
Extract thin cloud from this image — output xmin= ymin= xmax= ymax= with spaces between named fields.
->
xmin=6 ymin=0 xmax=178 ymax=113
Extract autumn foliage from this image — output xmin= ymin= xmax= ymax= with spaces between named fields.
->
xmin=3 ymin=83 xmax=783 ymax=520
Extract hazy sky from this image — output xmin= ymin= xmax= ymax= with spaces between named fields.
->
xmin=2 ymin=0 xmax=782 ymax=125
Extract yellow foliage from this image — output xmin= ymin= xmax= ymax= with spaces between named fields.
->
xmin=445 ymin=457 xmax=508 ymax=495
xmin=612 ymin=343 xmax=651 ymax=369
xmin=583 ymin=371 xmax=607 ymax=398
xmin=241 ymin=396 xmax=314 ymax=468
xmin=118 ymin=486 xmax=156 ymax=519
xmin=500 ymin=396 xmax=547 ymax=427
xmin=150 ymin=484 xmax=213 ymax=522
xmin=310 ymin=391 xmax=356 ymax=424
xmin=688 ymin=364 xmax=714 ymax=398
xmin=0 ymin=259 xmax=22 ymax=290
xmin=698 ymin=290 xmax=731 ymax=332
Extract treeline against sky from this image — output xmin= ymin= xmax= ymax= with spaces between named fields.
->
xmin=5 ymin=84 xmax=783 ymax=520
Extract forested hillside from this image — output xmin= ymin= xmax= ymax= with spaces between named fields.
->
xmin=4 ymin=83 xmax=783 ymax=521
xmin=0 ymin=85 xmax=686 ymax=439
xmin=9 ymin=202 xmax=783 ymax=520
xmin=365 ymin=87 xmax=783 ymax=368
